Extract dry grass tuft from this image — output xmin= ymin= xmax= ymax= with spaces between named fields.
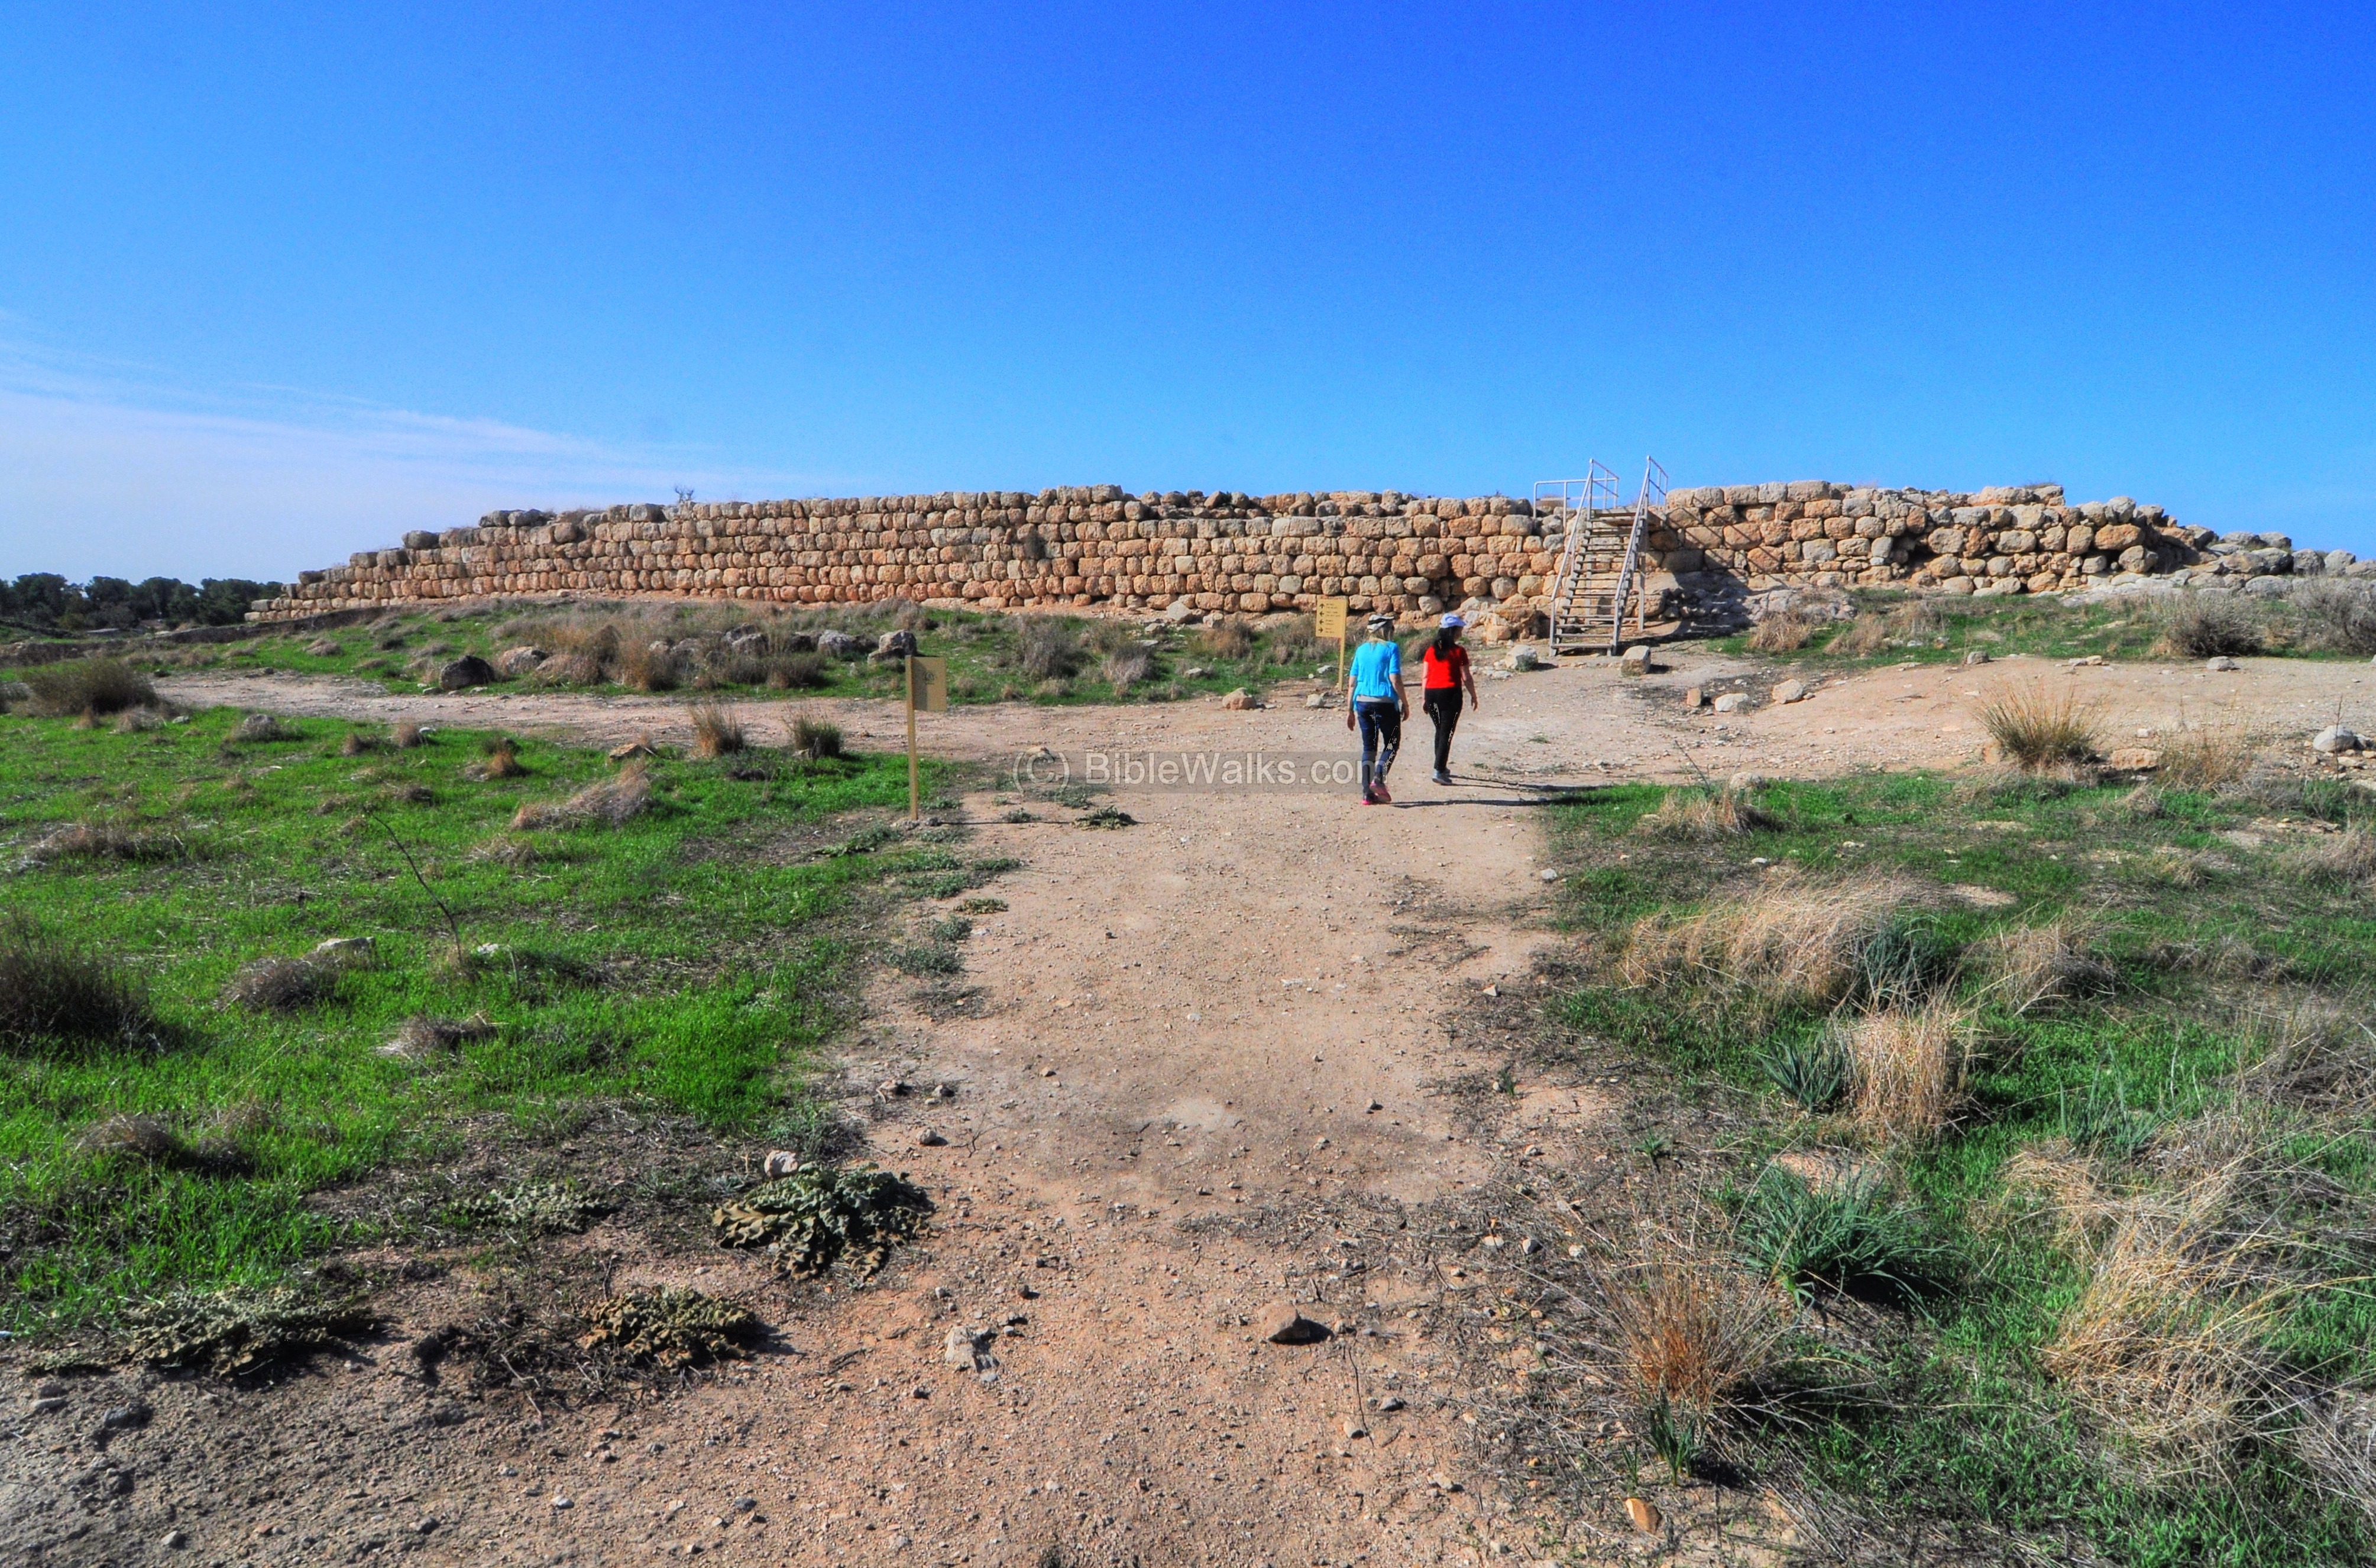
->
xmin=2290 ymin=825 xmax=2376 ymax=885
xmin=221 ymin=955 xmax=335 ymax=1012
xmin=1196 ymin=617 xmax=1255 ymax=659
xmin=1637 ymin=785 xmax=1776 ymax=841
xmin=1604 ymin=1255 xmax=1788 ymax=1426
xmin=1977 ymin=684 xmax=2101 ymax=769
xmin=2154 ymin=594 xmax=2267 ymax=659
xmin=20 ymin=658 xmax=156 ymax=717
xmin=1015 ymin=620 xmax=1082 ymax=679
xmin=111 ymin=705 xmax=167 ymax=734
xmin=763 ymin=652 xmax=830 ymax=690
xmin=24 ymin=819 xmax=185 ymax=866
xmin=790 ymin=717 xmax=844 ymax=760
xmin=690 ymin=702 xmax=746 ymax=758
xmin=2294 ymin=1390 xmax=2376 ymax=1528
xmin=1840 ymin=1006 xmax=1973 ymax=1140
xmin=339 ymin=728 xmax=391 ymax=757
xmin=2240 ymin=1000 xmax=2376 ymax=1113
xmin=1102 ymin=649 xmax=1155 ymax=695
xmin=0 ymin=916 xmax=169 ymax=1054
xmin=1620 ymin=874 xmax=1935 ymax=1009
xmin=1977 ymin=916 xmax=2115 ymax=1014
xmin=1747 ymin=610 xmax=1813 ymax=653
xmin=511 ymin=762 xmax=653 ymax=831
xmin=2156 ymin=718 xmax=2261 ymax=790
xmin=615 ymin=640 xmax=679 ymax=693
xmin=2033 ymin=1113 xmax=2365 ymax=1485
xmin=474 ymin=737 xmax=524 ymax=779
xmin=377 ymin=1013 xmax=496 ymax=1060
xmin=393 ymin=721 xmax=426 ymax=749
xmin=77 ymin=1112 xmax=189 ymax=1164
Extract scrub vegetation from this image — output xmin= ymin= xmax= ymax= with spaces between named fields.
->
xmin=0 ymin=695 xmax=1002 ymax=1336
xmin=1527 ymin=755 xmax=2376 ymax=1563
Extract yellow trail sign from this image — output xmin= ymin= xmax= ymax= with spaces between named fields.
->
xmin=905 ymin=655 xmax=949 ymax=820
xmin=1314 ymin=597 xmax=1349 ymax=692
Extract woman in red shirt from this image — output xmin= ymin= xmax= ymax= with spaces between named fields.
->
xmin=1420 ymin=613 xmax=1480 ymax=785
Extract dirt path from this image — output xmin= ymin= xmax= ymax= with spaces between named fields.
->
xmin=19 ymin=652 xmax=2369 ymax=1568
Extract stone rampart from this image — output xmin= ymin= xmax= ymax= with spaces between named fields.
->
xmin=247 ymin=482 xmax=2359 ymax=624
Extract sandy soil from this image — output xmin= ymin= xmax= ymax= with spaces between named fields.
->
xmin=11 ymin=650 xmax=2369 ymax=1568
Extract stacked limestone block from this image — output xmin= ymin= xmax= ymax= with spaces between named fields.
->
xmin=1655 ymin=482 xmax=2228 ymax=597
xmin=247 ymin=487 xmax=1571 ymax=623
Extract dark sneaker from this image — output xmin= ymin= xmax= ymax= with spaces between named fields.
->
xmin=1372 ymin=780 xmax=1391 ymax=804
xmin=1433 ymin=770 xmax=1452 ymax=785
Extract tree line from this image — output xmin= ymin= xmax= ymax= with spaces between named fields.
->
xmin=0 ymin=574 xmax=284 ymax=634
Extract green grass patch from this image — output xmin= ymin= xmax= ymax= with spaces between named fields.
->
xmin=1545 ymin=768 xmax=2376 ymax=1561
xmin=0 ymin=705 xmax=988 ymax=1332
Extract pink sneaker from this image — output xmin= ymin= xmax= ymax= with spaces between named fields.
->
xmin=1371 ymin=780 xmax=1391 ymax=804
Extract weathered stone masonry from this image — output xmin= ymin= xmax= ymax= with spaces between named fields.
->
xmin=247 ymin=481 xmax=2359 ymax=624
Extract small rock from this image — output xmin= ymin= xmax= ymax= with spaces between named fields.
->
xmin=1728 ymin=770 xmax=1768 ymax=792
xmin=1257 ymin=1300 xmax=1331 ymax=1345
xmin=101 ymin=1404 xmax=151 ymax=1430
xmin=1377 ymin=1395 xmax=1406 ymax=1412
xmin=943 ymin=1324 xmax=992 ymax=1369
xmin=2106 ymin=747 xmax=2162 ymax=770
xmin=1773 ymin=678 xmax=1808 ymax=703
xmin=416 ymin=1517 xmax=439 ymax=1534
xmin=2314 ymin=725 xmax=2364 ymax=755
xmin=1538 ymin=867 xmax=1560 ymax=882
xmin=1304 ymin=692 xmax=1328 ymax=708
xmin=608 ymin=739 xmax=657 ymax=762
xmin=816 ymin=630 xmax=864 ymax=660
xmin=1366 ymin=1099 xmax=1383 ymax=1112
xmin=933 ymin=1083 xmax=957 ymax=1099
xmin=872 ymin=630 xmax=920 ymax=663
xmin=436 ymin=654 xmax=496 ymax=691
xmin=731 ymin=1496 xmax=758 ymax=1512
xmin=1431 ymin=1473 xmax=1464 ymax=1494
xmin=1713 ymin=691 xmax=1752 ymax=714
xmin=915 ymin=1129 xmax=949 ymax=1147
xmin=1626 ymin=1496 xmax=1662 ymax=1534
xmin=494 ymin=646 xmax=548 ymax=678
xmin=2070 ymin=654 xmax=2105 ymax=667
xmin=304 ymin=638 xmax=341 ymax=657
xmin=160 ymin=1528 xmax=188 ymax=1548
xmin=1619 ymin=645 xmax=1653 ymax=675
xmin=310 ymin=936 xmax=376 ymax=967
xmin=1342 ymin=1419 xmax=1367 ymax=1439
xmin=879 ymin=1078 xmax=911 ymax=1096
xmin=762 ymin=1150 xmax=802 ymax=1178
xmin=1221 ymin=688 xmax=1258 ymax=711
xmin=29 ymin=1396 xmax=66 ymax=1415
xmin=551 ymin=1495 xmax=574 ymax=1509
xmin=2206 ymin=655 xmax=2240 ymax=672
xmin=1504 ymin=646 xmax=1541 ymax=672
xmin=1181 ymin=665 xmax=1210 ymax=679
xmin=1681 ymin=685 xmax=1706 ymax=709
xmin=1963 ymin=650 xmax=1991 ymax=665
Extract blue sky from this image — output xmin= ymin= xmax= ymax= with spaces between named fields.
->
xmin=4 ymin=2 xmax=2372 ymax=581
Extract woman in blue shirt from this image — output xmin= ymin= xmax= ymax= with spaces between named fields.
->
xmin=1344 ymin=613 xmax=1409 ymax=804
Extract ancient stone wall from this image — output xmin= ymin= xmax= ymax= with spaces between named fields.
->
xmin=248 ymin=481 xmax=2359 ymax=624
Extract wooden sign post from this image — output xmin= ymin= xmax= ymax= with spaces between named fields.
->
xmin=1313 ymin=597 xmax=1349 ymax=693
xmin=905 ymin=654 xmax=948 ymax=821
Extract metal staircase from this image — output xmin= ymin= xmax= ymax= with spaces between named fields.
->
xmin=1540 ymin=456 xmax=1667 ymax=653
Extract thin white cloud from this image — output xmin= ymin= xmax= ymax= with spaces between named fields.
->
xmin=0 ymin=337 xmax=828 ymax=582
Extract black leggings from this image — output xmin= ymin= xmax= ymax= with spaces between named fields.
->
xmin=1355 ymin=701 xmax=1401 ymax=791
xmin=1425 ymin=687 xmax=1462 ymax=773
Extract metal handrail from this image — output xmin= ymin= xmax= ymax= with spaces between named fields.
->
xmin=1542 ymin=462 xmax=1620 ymax=653
xmin=1604 ymin=456 xmax=1669 ymax=652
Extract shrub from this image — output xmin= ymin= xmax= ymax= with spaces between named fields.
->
xmin=791 ymin=717 xmax=843 ymax=760
xmin=2288 ymin=581 xmax=2376 ymax=657
xmin=764 ymin=652 xmax=830 ymax=690
xmin=690 ymin=702 xmax=746 ymax=758
xmin=1017 ymin=620 xmax=1082 ymax=679
xmin=1760 ymin=1031 xmax=1851 ymax=1111
xmin=0 ymin=916 xmax=168 ymax=1054
xmin=123 ymin=1285 xmax=374 ymax=1376
xmin=1735 ymin=1164 xmax=1947 ymax=1304
xmin=1196 ymin=617 xmax=1255 ymax=659
xmin=889 ymin=944 xmax=963 ymax=976
xmin=77 ymin=1112 xmax=190 ymax=1164
xmin=1746 ymin=611 xmax=1812 ymax=654
xmin=21 ymin=658 xmax=157 ymax=717
xmin=2241 ymin=1000 xmax=2376 ymax=1112
xmin=534 ymin=649 xmax=606 ymax=686
xmin=1977 ymin=684 xmax=2101 ymax=769
xmin=475 ymin=736 xmax=525 ymax=779
xmin=2155 ymin=594 xmax=2267 ymax=658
